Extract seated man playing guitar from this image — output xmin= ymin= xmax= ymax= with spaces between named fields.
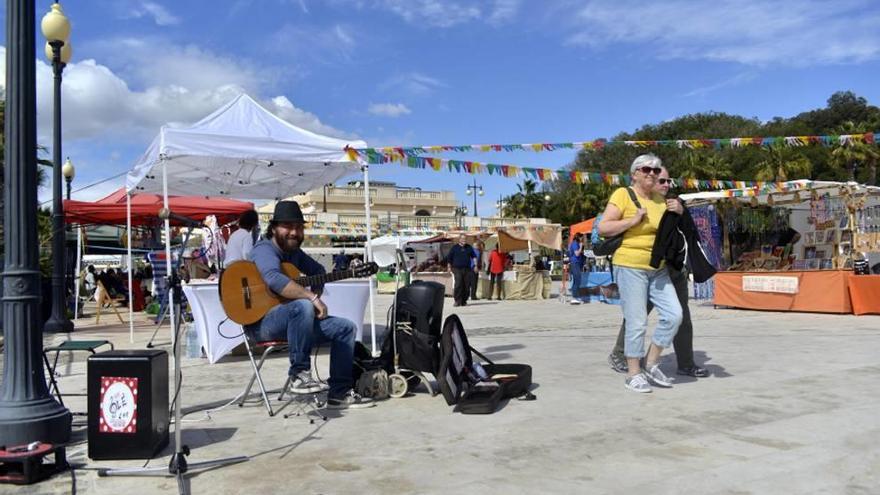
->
xmin=246 ymin=201 xmax=374 ymax=409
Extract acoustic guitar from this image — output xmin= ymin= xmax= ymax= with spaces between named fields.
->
xmin=219 ymin=260 xmax=378 ymax=325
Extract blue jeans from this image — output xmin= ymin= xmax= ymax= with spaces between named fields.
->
xmin=250 ymin=299 xmax=356 ymax=399
xmin=570 ymin=263 xmax=583 ymax=299
xmin=616 ymin=266 xmax=682 ymax=358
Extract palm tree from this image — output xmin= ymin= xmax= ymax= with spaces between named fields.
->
xmin=674 ymin=150 xmax=732 ymax=180
xmin=753 ymin=144 xmax=812 ymax=182
xmin=830 ymin=121 xmax=879 ymax=183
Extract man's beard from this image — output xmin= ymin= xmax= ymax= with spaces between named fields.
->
xmin=276 ymin=233 xmax=303 ymax=252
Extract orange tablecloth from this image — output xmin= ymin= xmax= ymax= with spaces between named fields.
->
xmin=714 ymin=270 xmax=853 ymax=314
xmin=848 ymin=275 xmax=880 ymax=315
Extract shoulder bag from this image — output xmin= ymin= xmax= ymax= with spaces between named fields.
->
xmin=592 ymin=187 xmax=643 ymax=257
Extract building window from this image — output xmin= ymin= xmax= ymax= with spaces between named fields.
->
xmin=415 ymin=209 xmax=431 ymax=217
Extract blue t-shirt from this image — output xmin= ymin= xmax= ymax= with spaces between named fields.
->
xmin=568 ymin=240 xmax=585 ymax=266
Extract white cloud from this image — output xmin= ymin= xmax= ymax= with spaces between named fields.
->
xmin=488 ymin=0 xmax=522 ymax=25
xmin=682 ymin=71 xmax=758 ymax=97
xmin=378 ymin=0 xmax=481 ymax=28
xmin=368 ymin=102 xmax=412 ymax=117
xmin=270 ymin=23 xmax=358 ymax=64
xmin=379 ymin=72 xmax=446 ymax=96
xmin=563 ymin=0 xmax=880 ymax=66
xmin=117 ymin=1 xmax=181 ymax=26
xmin=0 ymin=44 xmax=356 ymax=148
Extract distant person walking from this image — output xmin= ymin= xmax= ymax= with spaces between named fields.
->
xmin=447 ymin=234 xmax=477 ymax=307
xmin=487 ymin=244 xmax=506 ymax=300
xmin=470 ymin=240 xmax=485 ymax=301
xmin=568 ymin=233 xmax=586 ymax=304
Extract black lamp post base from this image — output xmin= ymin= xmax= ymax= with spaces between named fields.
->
xmin=0 ymin=397 xmax=72 ymax=445
xmin=42 ymin=317 xmax=73 ymax=334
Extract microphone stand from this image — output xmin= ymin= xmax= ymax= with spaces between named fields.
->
xmin=98 ymin=224 xmax=248 ymax=494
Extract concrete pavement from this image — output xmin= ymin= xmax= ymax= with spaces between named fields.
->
xmin=9 ymin=288 xmax=880 ymax=494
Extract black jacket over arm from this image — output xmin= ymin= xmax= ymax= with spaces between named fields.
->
xmin=650 ymin=205 xmax=717 ymax=283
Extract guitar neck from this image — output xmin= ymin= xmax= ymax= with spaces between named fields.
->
xmin=295 ymin=269 xmax=358 ymax=288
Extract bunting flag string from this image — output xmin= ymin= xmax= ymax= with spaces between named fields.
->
xmin=346 ymin=131 xmax=878 ymax=163
xmin=394 ymin=154 xmax=810 ymax=194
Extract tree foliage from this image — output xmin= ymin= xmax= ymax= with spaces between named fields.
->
xmin=513 ymin=91 xmax=880 ymax=225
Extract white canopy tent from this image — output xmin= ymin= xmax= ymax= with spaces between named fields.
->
xmin=367 ymin=234 xmax=436 ymax=267
xmin=124 ymin=93 xmax=381 ymax=353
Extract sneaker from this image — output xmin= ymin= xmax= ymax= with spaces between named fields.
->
xmin=289 ymin=371 xmax=326 ymax=394
xmin=607 ymin=353 xmax=628 ymax=373
xmin=644 ymin=364 xmax=673 ymax=388
xmin=677 ymin=366 xmax=710 ymax=378
xmin=326 ymin=390 xmax=375 ymax=410
xmin=625 ymin=373 xmax=651 ymax=393
xmin=569 ymin=299 xmax=583 ymax=305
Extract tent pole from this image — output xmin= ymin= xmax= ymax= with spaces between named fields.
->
xmin=162 ymin=159 xmax=174 ymax=342
xmin=363 ymin=164 xmax=378 ymax=356
xmin=127 ymin=191 xmax=134 ymax=342
xmin=74 ymin=225 xmax=82 ymax=321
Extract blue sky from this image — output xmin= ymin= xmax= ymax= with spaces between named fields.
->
xmin=2 ymin=0 xmax=880 ymax=215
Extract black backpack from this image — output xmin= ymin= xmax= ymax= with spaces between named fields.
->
xmin=437 ymin=314 xmax=533 ymax=414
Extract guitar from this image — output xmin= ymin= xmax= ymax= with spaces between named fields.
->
xmin=219 ymin=260 xmax=378 ymax=325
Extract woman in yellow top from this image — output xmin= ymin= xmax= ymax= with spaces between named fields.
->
xmin=598 ymin=154 xmax=683 ymax=393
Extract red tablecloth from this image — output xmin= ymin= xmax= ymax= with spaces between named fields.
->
xmin=714 ymin=270 xmax=853 ymax=314
xmin=848 ymin=275 xmax=880 ymax=316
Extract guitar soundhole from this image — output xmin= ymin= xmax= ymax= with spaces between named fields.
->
xmin=241 ymin=278 xmax=252 ymax=309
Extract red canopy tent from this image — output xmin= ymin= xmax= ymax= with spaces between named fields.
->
xmin=64 ymin=188 xmax=253 ymax=226
xmin=569 ymin=217 xmax=596 ymax=240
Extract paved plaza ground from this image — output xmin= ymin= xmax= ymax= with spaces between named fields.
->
xmin=8 ymin=285 xmax=880 ymax=494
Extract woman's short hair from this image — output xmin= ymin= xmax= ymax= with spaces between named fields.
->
xmin=630 ymin=154 xmax=662 ymax=173
xmin=238 ymin=210 xmax=259 ymax=230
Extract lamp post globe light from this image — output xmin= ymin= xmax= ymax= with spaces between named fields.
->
xmin=465 ymin=178 xmax=484 ymax=217
xmin=62 ymin=157 xmax=75 ymax=200
xmin=42 ymin=2 xmax=74 ymax=334
xmin=0 ymin=0 xmax=72 ymax=445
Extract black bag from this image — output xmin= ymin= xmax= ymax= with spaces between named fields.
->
xmin=437 ymin=314 xmax=533 ymax=414
xmin=593 ymin=187 xmax=642 ymax=257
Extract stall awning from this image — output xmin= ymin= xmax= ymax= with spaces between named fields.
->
xmin=64 ymin=188 xmax=254 ymax=226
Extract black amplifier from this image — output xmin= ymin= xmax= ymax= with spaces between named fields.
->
xmin=87 ymin=350 xmax=169 ymax=460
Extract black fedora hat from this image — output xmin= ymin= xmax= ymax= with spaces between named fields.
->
xmin=271 ymin=201 xmax=306 ymax=224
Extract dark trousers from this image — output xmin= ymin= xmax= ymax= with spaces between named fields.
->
xmin=468 ymin=270 xmax=479 ymax=299
xmin=488 ymin=273 xmax=504 ymax=299
xmin=452 ymin=267 xmax=471 ymax=305
xmin=570 ymin=263 xmax=583 ymax=299
xmin=611 ymin=267 xmax=695 ymax=368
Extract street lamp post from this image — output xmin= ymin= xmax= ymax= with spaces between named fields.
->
xmin=0 ymin=0 xmax=72 ymax=445
xmin=465 ymin=178 xmax=484 ymax=217
xmin=42 ymin=3 xmax=74 ymax=334
xmin=454 ymin=204 xmax=468 ymax=229
xmin=322 ymin=183 xmax=332 ymax=213
xmin=62 ymin=157 xmax=74 ymax=200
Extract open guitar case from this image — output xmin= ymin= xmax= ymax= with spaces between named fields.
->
xmin=437 ymin=314 xmax=534 ymax=414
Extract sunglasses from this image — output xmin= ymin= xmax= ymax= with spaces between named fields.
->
xmin=637 ymin=166 xmax=662 ymax=175
xmin=657 ymin=178 xmax=671 ymax=185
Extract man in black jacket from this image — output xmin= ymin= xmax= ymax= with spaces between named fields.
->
xmin=447 ymin=234 xmax=478 ymax=307
xmin=607 ymin=168 xmax=712 ymax=378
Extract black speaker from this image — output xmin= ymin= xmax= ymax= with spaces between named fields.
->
xmin=396 ymin=280 xmax=445 ymax=338
xmin=87 ymin=350 xmax=169 ymax=460
xmin=389 ymin=281 xmax=445 ymax=373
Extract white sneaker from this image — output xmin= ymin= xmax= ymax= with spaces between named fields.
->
xmin=569 ymin=299 xmax=583 ymax=305
xmin=625 ymin=373 xmax=651 ymax=393
xmin=645 ymin=364 xmax=673 ymax=388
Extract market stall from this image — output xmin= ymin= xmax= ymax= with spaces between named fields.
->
xmin=476 ymin=224 xmax=561 ymax=300
xmin=681 ymin=180 xmax=880 ymax=315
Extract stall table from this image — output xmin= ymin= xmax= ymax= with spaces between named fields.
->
xmin=183 ymin=279 xmax=371 ymax=363
xmin=713 ymin=270 xmax=880 ymax=315
xmin=477 ymin=270 xmax=551 ymax=300
xmin=848 ymin=274 xmax=880 ymax=316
